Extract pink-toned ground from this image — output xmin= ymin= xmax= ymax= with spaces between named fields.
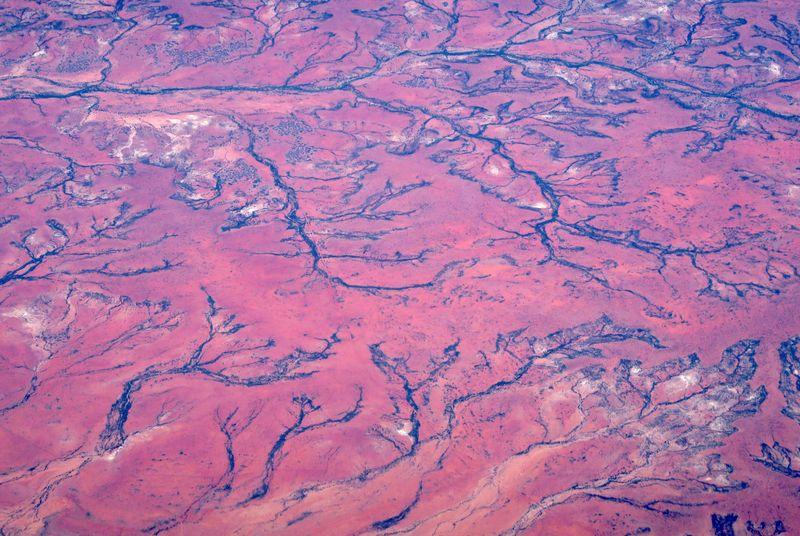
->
xmin=0 ymin=1 xmax=799 ymax=535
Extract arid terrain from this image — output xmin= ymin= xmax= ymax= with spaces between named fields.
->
xmin=1 ymin=0 xmax=799 ymax=534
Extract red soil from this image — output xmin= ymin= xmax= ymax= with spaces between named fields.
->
xmin=1 ymin=1 xmax=799 ymax=534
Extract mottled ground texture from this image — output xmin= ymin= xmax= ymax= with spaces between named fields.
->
xmin=0 ymin=1 xmax=799 ymax=535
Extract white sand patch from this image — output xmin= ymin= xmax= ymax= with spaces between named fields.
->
xmin=4 ymin=307 xmax=46 ymax=336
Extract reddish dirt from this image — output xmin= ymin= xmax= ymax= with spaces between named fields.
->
xmin=1 ymin=1 xmax=799 ymax=534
